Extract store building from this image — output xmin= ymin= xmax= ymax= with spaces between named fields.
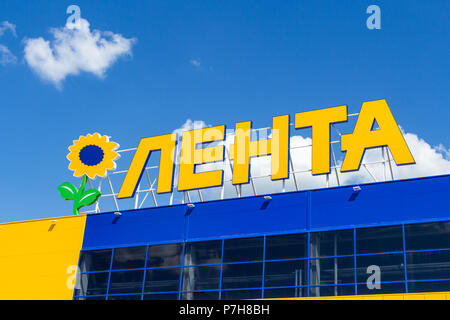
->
xmin=1 ymin=174 xmax=449 ymax=300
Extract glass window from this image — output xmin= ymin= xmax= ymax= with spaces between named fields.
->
xmin=144 ymin=268 xmax=181 ymax=293
xmin=108 ymin=270 xmax=144 ymax=294
xmin=74 ymin=295 xmax=106 ymax=300
xmin=356 ymin=225 xmax=403 ymax=254
xmin=357 ymin=282 xmax=405 ymax=295
xmin=408 ymin=280 xmax=450 ymax=293
xmin=184 ymin=240 xmax=222 ymax=266
xmin=356 ymin=253 xmax=405 ymax=283
xmin=148 ymin=243 xmax=183 ymax=268
xmin=310 ymin=229 xmax=354 ymax=257
xmin=309 ymin=285 xmax=355 ymax=297
xmin=309 ymin=257 xmax=355 ymax=286
xmin=107 ymin=294 xmax=141 ymax=300
xmin=406 ymin=250 xmax=450 ymax=281
xmin=265 ymin=233 xmax=307 ymax=260
xmin=181 ymin=291 xmax=220 ymax=300
xmin=181 ymin=265 xmax=221 ymax=291
xmin=263 ymin=287 xmax=307 ymax=298
xmin=221 ymin=289 xmax=262 ymax=300
xmin=112 ymin=246 xmax=146 ymax=270
xmin=223 ymin=237 xmax=263 ymax=263
xmin=264 ymin=260 xmax=307 ymax=288
xmin=405 ymin=221 xmax=450 ymax=251
xmin=78 ymin=249 xmax=112 ymax=272
xmin=75 ymin=272 xmax=109 ymax=296
xmin=221 ymin=263 xmax=263 ymax=289
xmin=143 ymin=293 xmax=179 ymax=300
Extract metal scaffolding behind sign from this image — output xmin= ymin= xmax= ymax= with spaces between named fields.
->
xmin=80 ymin=113 xmax=398 ymax=214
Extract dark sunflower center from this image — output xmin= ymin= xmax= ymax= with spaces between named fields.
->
xmin=79 ymin=145 xmax=104 ymax=166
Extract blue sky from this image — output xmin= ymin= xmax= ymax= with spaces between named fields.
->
xmin=0 ymin=0 xmax=448 ymax=222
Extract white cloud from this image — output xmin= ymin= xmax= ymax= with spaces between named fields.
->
xmin=0 ymin=45 xmax=17 ymax=65
xmin=170 ymin=119 xmax=450 ymax=200
xmin=386 ymin=131 xmax=450 ymax=179
xmin=172 ymin=119 xmax=208 ymax=137
xmin=190 ymin=59 xmax=201 ymax=67
xmin=24 ymin=18 xmax=136 ymax=88
xmin=0 ymin=21 xmax=17 ymax=65
xmin=0 ymin=21 xmax=16 ymax=37
xmin=436 ymin=143 xmax=450 ymax=161
xmin=334 ymin=129 xmax=450 ymax=186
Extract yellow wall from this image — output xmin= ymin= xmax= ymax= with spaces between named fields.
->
xmin=0 ymin=215 xmax=86 ymax=300
xmin=268 ymin=292 xmax=450 ymax=300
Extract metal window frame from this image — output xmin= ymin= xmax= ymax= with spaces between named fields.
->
xmin=74 ymin=220 xmax=450 ymax=300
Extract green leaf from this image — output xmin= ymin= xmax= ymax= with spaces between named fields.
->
xmin=77 ymin=189 xmax=101 ymax=208
xmin=57 ymin=182 xmax=78 ymax=200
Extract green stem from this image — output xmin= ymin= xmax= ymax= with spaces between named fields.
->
xmin=79 ymin=175 xmax=87 ymax=196
xmin=73 ymin=202 xmax=79 ymax=216
xmin=73 ymin=175 xmax=88 ymax=216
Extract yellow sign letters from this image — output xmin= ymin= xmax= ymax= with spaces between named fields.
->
xmin=117 ymin=99 xmax=415 ymax=198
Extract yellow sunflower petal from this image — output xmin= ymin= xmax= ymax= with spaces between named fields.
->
xmin=66 ymin=133 xmax=120 ymax=179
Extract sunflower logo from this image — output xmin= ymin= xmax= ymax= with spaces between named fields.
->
xmin=58 ymin=133 xmax=120 ymax=215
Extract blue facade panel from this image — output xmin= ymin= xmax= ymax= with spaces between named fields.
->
xmin=82 ymin=174 xmax=450 ymax=250
xmin=186 ymin=192 xmax=308 ymax=241
xmin=82 ymin=205 xmax=187 ymax=250
xmin=310 ymin=174 xmax=450 ymax=230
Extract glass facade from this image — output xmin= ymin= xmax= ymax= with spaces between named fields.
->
xmin=74 ymin=220 xmax=450 ymax=300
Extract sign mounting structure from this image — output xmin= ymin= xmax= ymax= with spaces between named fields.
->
xmin=117 ymin=99 xmax=415 ymax=200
